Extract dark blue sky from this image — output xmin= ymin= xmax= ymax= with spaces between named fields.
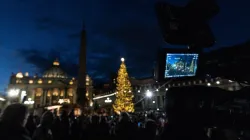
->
xmin=0 ymin=0 xmax=249 ymax=92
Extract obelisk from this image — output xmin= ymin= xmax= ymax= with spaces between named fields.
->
xmin=77 ymin=24 xmax=87 ymax=108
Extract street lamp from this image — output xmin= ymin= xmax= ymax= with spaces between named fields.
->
xmin=146 ymin=90 xmax=152 ymax=98
xmin=20 ymin=91 xmax=27 ymax=102
xmin=8 ymin=89 xmax=19 ymax=97
xmin=24 ymin=98 xmax=34 ymax=105
xmin=0 ymin=97 xmax=5 ymax=101
xmin=105 ymin=97 xmax=112 ymax=103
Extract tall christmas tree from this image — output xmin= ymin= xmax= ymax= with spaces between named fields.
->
xmin=113 ymin=58 xmax=134 ymax=114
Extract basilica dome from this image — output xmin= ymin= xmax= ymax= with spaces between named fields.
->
xmin=43 ymin=59 xmax=68 ymax=78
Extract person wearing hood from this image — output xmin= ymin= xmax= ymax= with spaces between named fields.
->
xmin=32 ymin=111 xmax=54 ymax=140
xmin=0 ymin=103 xmax=31 ymax=140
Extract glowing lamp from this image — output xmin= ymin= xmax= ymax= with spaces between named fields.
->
xmin=105 ymin=97 xmax=112 ymax=103
xmin=216 ymin=81 xmax=220 ymax=84
xmin=8 ymin=89 xmax=19 ymax=97
xmin=146 ymin=90 xmax=152 ymax=98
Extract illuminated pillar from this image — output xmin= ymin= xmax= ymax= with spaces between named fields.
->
xmin=76 ymin=24 xmax=87 ymax=107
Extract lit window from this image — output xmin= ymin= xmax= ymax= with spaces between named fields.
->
xmin=53 ymin=92 xmax=58 ymax=96
xmin=69 ymin=80 xmax=73 ymax=85
xmin=36 ymin=92 xmax=41 ymax=97
xmin=29 ymin=80 xmax=33 ymax=84
xmin=38 ymin=79 xmax=42 ymax=84
xmin=25 ymin=72 xmax=29 ymax=77
xmin=68 ymin=88 xmax=73 ymax=96
xmin=16 ymin=80 xmax=22 ymax=84
xmin=68 ymin=92 xmax=73 ymax=96
xmin=48 ymin=80 xmax=52 ymax=84
xmin=60 ymin=91 xmax=64 ymax=96
xmin=86 ymin=76 xmax=90 ymax=81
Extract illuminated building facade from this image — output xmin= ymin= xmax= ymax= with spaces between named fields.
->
xmin=7 ymin=59 xmax=93 ymax=113
xmin=93 ymin=77 xmax=245 ymax=112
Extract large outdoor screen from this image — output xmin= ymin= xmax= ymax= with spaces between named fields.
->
xmin=165 ymin=53 xmax=198 ymax=78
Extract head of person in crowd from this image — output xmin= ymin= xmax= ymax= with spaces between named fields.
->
xmin=119 ymin=112 xmax=131 ymax=122
xmin=0 ymin=103 xmax=29 ymax=127
xmin=40 ymin=111 xmax=54 ymax=128
xmin=91 ymin=115 xmax=100 ymax=124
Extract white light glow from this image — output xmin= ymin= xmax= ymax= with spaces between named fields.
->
xmin=20 ymin=91 xmax=27 ymax=103
xmin=46 ymin=105 xmax=62 ymax=110
xmin=228 ymin=80 xmax=233 ymax=83
xmin=24 ymin=98 xmax=34 ymax=105
xmin=121 ymin=58 xmax=125 ymax=62
xmin=8 ymin=89 xmax=19 ymax=97
xmin=146 ymin=90 xmax=152 ymax=98
xmin=93 ymin=92 xmax=116 ymax=100
xmin=157 ymin=108 xmax=159 ymax=111
xmin=0 ymin=97 xmax=5 ymax=101
xmin=105 ymin=97 xmax=112 ymax=103
xmin=16 ymin=72 xmax=23 ymax=78
xmin=156 ymin=89 xmax=159 ymax=92
xmin=165 ymin=88 xmax=168 ymax=91
xmin=58 ymin=99 xmax=70 ymax=104
xmin=21 ymin=91 xmax=27 ymax=96
xmin=138 ymin=90 xmax=140 ymax=93
xmin=153 ymin=101 xmax=155 ymax=103
xmin=207 ymin=83 xmax=211 ymax=86
xmin=89 ymin=101 xmax=93 ymax=107
xmin=216 ymin=81 xmax=220 ymax=84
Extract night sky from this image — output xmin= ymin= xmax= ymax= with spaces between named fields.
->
xmin=0 ymin=0 xmax=249 ymax=93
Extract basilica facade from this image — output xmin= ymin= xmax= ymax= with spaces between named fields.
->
xmin=7 ymin=59 xmax=93 ymax=114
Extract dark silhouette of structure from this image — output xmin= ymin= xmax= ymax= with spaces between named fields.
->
xmin=155 ymin=0 xmax=219 ymax=50
xmin=77 ymin=24 xmax=87 ymax=107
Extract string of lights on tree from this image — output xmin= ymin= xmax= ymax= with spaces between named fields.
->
xmin=113 ymin=58 xmax=134 ymax=114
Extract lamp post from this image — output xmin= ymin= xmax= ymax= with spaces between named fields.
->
xmin=24 ymin=98 xmax=35 ymax=105
xmin=8 ymin=89 xmax=20 ymax=103
xmin=8 ymin=89 xmax=19 ymax=97
xmin=145 ymin=90 xmax=153 ymax=98
xmin=104 ymin=97 xmax=112 ymax=103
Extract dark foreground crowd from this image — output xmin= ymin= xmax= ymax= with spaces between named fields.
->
xmin=0 ymin=103 xmax=249 ymax=140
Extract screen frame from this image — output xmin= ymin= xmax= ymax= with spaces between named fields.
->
xmin=155 ymin=48 xmax=204 ymax=82
xmin=165 ymin=53 xmax=199 ymax=78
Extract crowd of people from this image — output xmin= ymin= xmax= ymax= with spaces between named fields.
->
xmin=0 ymin=103 xmax=167 ymax=140
xmin=0 ymin=103 xmax=249 ymax=140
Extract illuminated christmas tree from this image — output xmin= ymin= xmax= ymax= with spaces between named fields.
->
xmin=113 ymin=58 xmax=134 ymax=114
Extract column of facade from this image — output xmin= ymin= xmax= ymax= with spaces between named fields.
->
xmin=159 ymin=95 xmax=163 ymax=109
xmin=42 ymin=89 xmax=46 ymax=106
xmin=141 ymin=95 xmax=145 ymax=111
xmin=40 ymin=89 xmax=44 ymax=107
xmin=72 ymin=88 xmax=76 ymax=104
xmin=155 ymin=96 xmax=159 ymax=109
xmin=49 ymin=89 xmax=52 ymax=105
